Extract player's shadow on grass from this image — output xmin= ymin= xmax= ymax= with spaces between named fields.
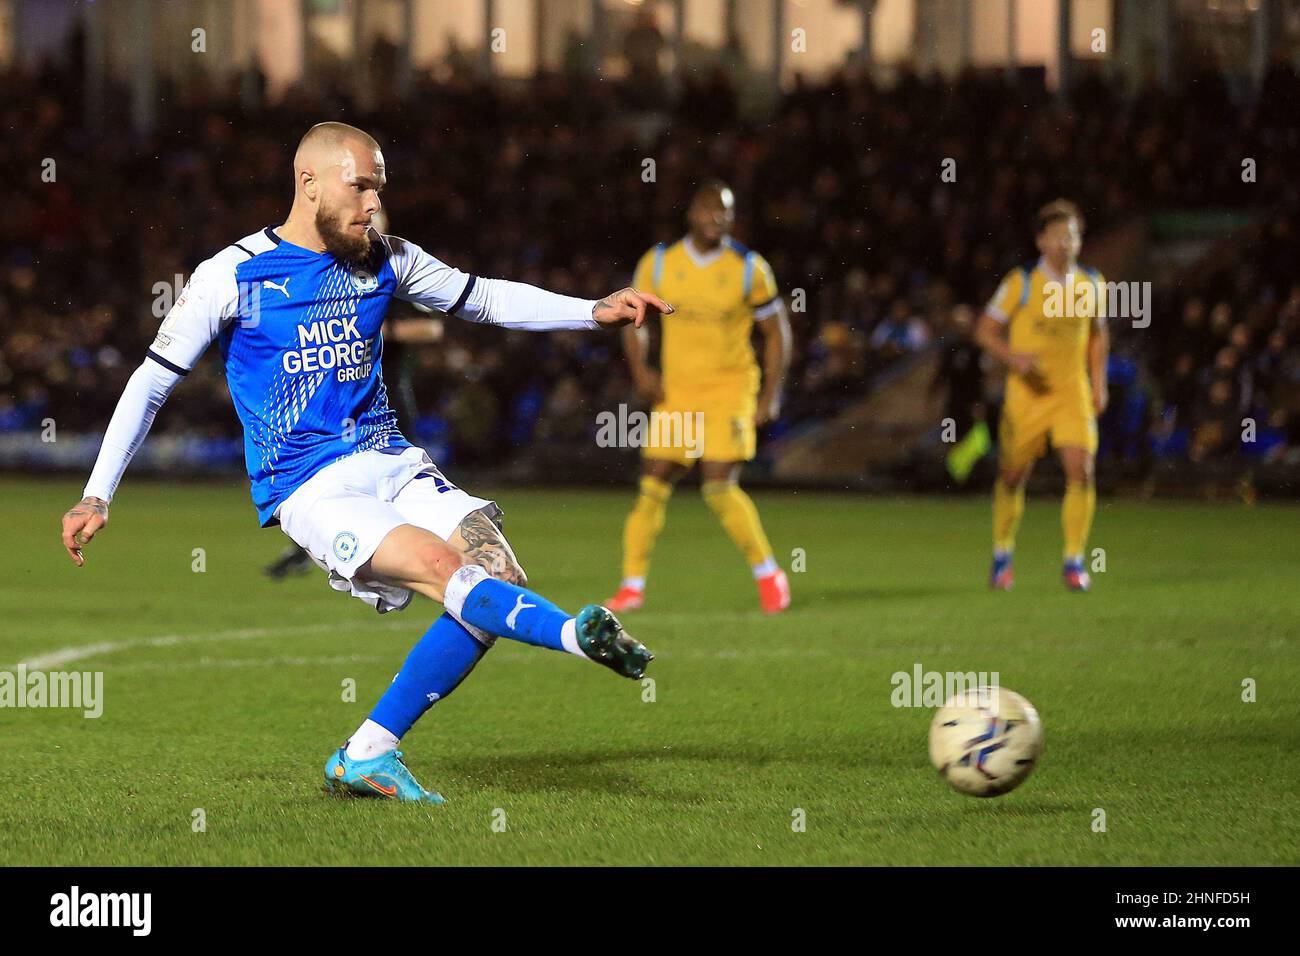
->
xmin=447 ymin=743 xmax=872 ymax=799
xmin=958 ymin=799 xmax=1083 ymax=817
xmin=447 ymin=749 xmax=703 ymax=803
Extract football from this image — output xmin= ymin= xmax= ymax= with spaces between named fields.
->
xmin=929 ymin=687 xmax=1043 ymax=797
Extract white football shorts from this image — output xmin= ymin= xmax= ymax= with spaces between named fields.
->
xmin=274 ymin=444 xmax=493 ymax=614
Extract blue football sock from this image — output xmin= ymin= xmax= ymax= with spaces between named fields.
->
xmin=368 ymin=613 xmax=487 ymax=739
xmin=445 ymin=566 xmax=573 ymax=652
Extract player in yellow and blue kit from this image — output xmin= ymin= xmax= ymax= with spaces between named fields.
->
xmin=975 ymin=199 xmax=1109 ymax=592
xmin=606 ymin=181 xmax=792 ymax=614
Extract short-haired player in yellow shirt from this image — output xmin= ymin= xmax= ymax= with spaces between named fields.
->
xmin=605 ymin=182 xmax=793 ymax=614
xmin=974 ymin=199 xmax=1109 ymax=592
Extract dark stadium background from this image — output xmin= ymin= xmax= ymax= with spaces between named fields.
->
xmin=3 ymin=0 xmax=1298 ymax=497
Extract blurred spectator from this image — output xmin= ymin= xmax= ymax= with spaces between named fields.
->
xmin=869 ymin=298 xmax=931 ymax=365
xmin=622 ymin=9 xmax=666 ymax=109
xmin=0 ymin=52 xmax=1296 ymax=481
xmin=931 ymin=305 xmax=984 ymax=437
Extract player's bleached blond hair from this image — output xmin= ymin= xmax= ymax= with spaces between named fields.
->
xmin=1036 ymin=198 xmax=1084 ymax=235
xmin=293 ymin=122 xmax=381 ymax=167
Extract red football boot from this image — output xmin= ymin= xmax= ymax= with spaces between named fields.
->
xmin=604 ymin=585 xmax=645 ymax=613
xmin=756 ymin=568 xmax=791 ymax=614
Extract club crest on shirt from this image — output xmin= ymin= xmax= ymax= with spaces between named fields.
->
xmin=333 ymin=531 xmax=359 ymax=562
xmin=350 ymin=269 xmax=378 ymax=293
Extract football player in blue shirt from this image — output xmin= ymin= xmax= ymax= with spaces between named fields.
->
xmin=60 ymin=122 xmax=673 ymax=803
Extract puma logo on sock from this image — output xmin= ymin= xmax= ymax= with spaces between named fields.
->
xmin=505 ymin=594 xmax=536 ymax=630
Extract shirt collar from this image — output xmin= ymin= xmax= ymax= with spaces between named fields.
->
xmin=682 ymin=235 xmax=726 ymax=269
xmin=1036 ymin=257 xmax=1077 ymax=283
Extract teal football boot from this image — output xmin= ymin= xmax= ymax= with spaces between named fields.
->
xmin=574 ymin=605 xmax=654 ymax=679
xmin=323 ymin=747 xmax=446 ymax=804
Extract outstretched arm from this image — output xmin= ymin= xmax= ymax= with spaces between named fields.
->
xmin=460 ymin=278 xmax=671 ymax=331
xmin=62 ymin=358 xmax=182 ymax=565
xmin=387 ymin=235 xmax=672 ymax=331
xmin=61 ymin=252 xmax=235 ymax=566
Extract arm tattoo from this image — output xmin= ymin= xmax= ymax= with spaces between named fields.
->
xmin=455 ymin=508 xmax=526 ymax=585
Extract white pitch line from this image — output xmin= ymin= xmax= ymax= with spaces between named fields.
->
xmin=4 ymin=622 xmax=353 ymax=672
xmin=107 ymin=653 xmax=391 ymax=673
xmin=12 ymin=640 xmax=126 ymax=672
xmin=0 ymin=608 xmax=779 ymax=672
xmin=7 ymin=607 xmax=884 ymax=674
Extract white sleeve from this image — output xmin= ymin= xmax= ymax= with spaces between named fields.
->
xmin=386 ymin=234 xmax=599 ymax=331
xmin=82 ymin=358 xmax=183 ymax=503
xmin=83 ymin=253 xmax=237 ymax=502
xmin=753 ymin=297 xmax=784 ymax=321
xmin=458 ymin=277 xmax=600 ymax=331
xmin=386 ymin=234 xmax=473 ymax=313
xmin=147 ymin=255 xmax=240 ymax=373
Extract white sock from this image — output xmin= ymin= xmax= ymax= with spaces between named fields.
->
xmin=621 ymin=576 xmax=645 ymax=591
xmin=559 ymin=618 xmax=585 ymax=658
xmin=346 ymin=719 xmax=399 ymax=761
xmin=751 ymin=557 xmax=779 ymax=579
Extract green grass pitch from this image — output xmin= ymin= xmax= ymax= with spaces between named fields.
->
xmin=3 ymin=476 xmax=1297 ymax=866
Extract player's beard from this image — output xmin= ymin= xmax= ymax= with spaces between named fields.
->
xmin=316 ymin=201 xmax=372 ymax=267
